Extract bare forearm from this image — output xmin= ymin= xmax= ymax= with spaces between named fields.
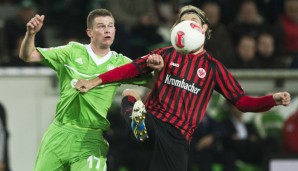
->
xmin=20 ymin=14 xmax=45 ymax=62
xmin=19 ymin=32 xmax=35 ymax=60
xmin=89 ymin=77 xmax=102 ymax=88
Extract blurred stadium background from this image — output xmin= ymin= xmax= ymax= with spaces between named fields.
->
xmin=1 ymin=0 xmax=298 ymax=171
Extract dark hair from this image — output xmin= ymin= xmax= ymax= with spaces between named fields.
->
xmin=172 ymin=5 xmax=212 ymax=40
xmin=87 ymin=9 xmax=114 ymax=28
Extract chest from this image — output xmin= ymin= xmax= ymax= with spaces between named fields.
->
xmin=64 ymin=55 xmax=119 ymax=79
xmin=163 ymin=55 xmax=213 ymax=85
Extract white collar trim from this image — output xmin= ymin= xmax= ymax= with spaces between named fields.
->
xmin=86 ymin=44 xmax=112 ymax=65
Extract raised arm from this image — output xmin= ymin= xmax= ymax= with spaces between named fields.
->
xmin=19 ymin=14 xmax=45 ymax=62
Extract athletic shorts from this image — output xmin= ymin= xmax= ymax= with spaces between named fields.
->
xmin=144 ymin=114 xmax=190 ymax=171
xmin=121 ymin=96 xmax=190 ymax=171
xmin=34 ymin=119 xmax=109 ymax=171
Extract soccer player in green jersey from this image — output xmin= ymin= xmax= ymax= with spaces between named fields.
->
xmin=19 ymin=9 xmax=163 ymax=171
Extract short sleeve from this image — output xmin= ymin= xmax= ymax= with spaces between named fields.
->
xmin=37 ymin=43 xmax=72 ymax=71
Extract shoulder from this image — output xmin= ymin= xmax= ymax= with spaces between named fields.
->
xmin=151 ymin=46 xmax=173 ymax=54
xmin=110 ymin=51 xmax=132 ymax=63
xmin=67 ymin=41 xmax=85 ymax=49
xmin=204 ymin=51 xmax=224 ymax=67
xmin=111 ymin=51 xmax=130 ymax=59
xmin=203 ymin=52 xmax=233 ymax=74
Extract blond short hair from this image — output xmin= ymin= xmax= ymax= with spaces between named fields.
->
xmin=172 ymin=5 xmax=212 ymax=40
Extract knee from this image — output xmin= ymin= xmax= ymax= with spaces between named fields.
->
xmin=122 ymin=89 xmax=141 ymax=100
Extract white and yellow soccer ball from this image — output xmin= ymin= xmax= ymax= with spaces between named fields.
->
xmin=170 ymin=20 xmax=205 ymax=54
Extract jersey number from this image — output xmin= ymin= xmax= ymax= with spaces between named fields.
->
xmin=87 ymin=156 xmax=100 ymax=169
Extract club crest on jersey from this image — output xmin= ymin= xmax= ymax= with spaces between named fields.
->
xmin=197 ymin=68 xmax=206 ymax=78
xmin=107 ymin=64 xmax=115 ymax=71
xmin=75 ymin=58 xmax=83 ymax=64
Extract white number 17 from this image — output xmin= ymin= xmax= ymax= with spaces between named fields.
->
xmin=87 ymin=156 xmax=100 ymax=169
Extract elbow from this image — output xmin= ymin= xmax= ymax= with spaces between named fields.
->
xmin=19 ymin=53 xmax=25 ymax=61
xmin=19 ymin=54 xmax=29 ymax=62
xmin=234 ymin=96 xmax=251 ymax=113
xmin=19 ymin=49 xmax=37 ymax=62
xmin=19 ymin=50 xmax=27 ymax=61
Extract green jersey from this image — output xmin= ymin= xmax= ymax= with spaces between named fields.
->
xmin=37 ymin=42 xmax=150 ymax=131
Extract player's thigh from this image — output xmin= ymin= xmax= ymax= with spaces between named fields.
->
xmin=34 ymin=149 xmax=66 ymax=171
xmin=71 ymin=155 xmax=107 ymax=171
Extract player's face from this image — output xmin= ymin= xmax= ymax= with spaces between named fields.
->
xmin=87 ymin=16 xmax=116 ymax=49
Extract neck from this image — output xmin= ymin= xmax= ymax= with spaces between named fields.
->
xmin=192 ymin=46 xmax=204 ymax=55
xmin=90 ymin=43 xmax=110 ymax=57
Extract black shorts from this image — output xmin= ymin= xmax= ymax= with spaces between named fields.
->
xmin=121 ymin=96 xmax=190 ymax=171
xmin=144 ymin=114 xmax=190 ymax=171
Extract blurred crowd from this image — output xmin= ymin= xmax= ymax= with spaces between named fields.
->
xmin=0 ymin=0 xmax=298 ymax=69
xmin=0 ymin=0 xmax=298 ymax=171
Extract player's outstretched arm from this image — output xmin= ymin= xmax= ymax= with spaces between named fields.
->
xmin=75 ymin=54 xmax=164 ymax=93
xmin=235 ymin=92 xmax=291 ymax=113
xmin=19 ymin=14 xmax=45 ymax=63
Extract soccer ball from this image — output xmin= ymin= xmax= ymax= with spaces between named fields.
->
xmin=170 ymin=20 xmax=205 ymax=54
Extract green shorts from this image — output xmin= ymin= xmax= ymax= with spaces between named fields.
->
xmin=34 ymin=120 xmax=109 ymax=171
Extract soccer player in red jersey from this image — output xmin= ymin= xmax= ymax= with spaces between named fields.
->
xmin=76 ymin=5 xmax=291 ymax=171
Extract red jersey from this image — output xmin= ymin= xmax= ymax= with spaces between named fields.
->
xmin=99 ymin=47 xmax=276 ymax=142
xmin=133 ymin=47 xmax=245 ymax=141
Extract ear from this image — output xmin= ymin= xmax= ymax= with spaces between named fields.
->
xmin=86 ymin=28 xmax=92 ymax=38
xmin=202 ymin=24 xmax=208 ymax=32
